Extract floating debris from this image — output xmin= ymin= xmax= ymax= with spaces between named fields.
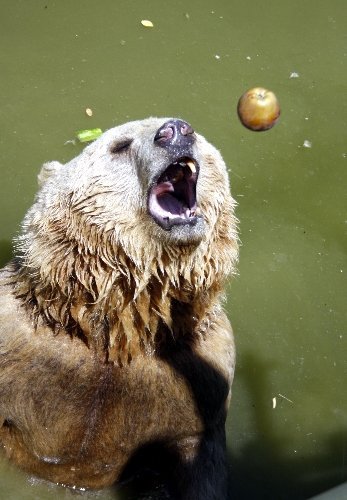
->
xmin=141 ymin=19 xmax=154 ymax=28
xmin=290 ymin=71 xmax=300 ymax=78
xmin=76 ymin=128 xmax=102 ymax=143
xmin=278 ymin=393 xmax=294 ymax=404
xmin=85 ymin=108 xmax=93 ymax=117
xmin=215 ymin=54 xmax=221 ymax=60
xmin=64 ymin=139 xmax=76 ymax=146
xmin=303 ymin=139 xmax=312 ymax=148
xmin=272 ymin=394 xmax=294 ymax=409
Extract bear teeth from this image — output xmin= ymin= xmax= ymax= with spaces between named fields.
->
xmin=186 ymin=160 xmax=196 ymax=174
xmin=175 ymin=159 xmax=196 ymax=174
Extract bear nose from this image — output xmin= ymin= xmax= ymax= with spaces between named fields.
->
xmin=154 ymin=119 xmax=195 ymax=147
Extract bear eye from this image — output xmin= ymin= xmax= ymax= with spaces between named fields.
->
xmin=111 ymin=139 xmax=133 ymax=154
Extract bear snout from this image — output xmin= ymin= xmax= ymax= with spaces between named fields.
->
xmin=154 ymin=119 xmax=195 ymax=149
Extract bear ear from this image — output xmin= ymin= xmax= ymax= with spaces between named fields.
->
xmin=37 ymin=161 xmax=62 ymax=187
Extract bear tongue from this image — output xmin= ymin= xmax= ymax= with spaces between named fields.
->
xmin=148 ymin=181 xmax=197 ymax=227
xmin=150 ymin=183 xmax=188 ymax=217
xmin=158 ymin=192 xmax=186 ymax=216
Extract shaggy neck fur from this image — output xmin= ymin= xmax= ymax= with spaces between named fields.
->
xmin=12 ymin=198 xmax=238 ymax=364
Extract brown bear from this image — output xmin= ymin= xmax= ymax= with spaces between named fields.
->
xmin=0 ymin=118 xmax=238 ymax=499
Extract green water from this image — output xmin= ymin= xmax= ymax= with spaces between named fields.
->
xmin=0 ymin=0 xmax=346 ymax=498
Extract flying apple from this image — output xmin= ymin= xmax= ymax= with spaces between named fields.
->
xmin=237 ymin=87 xmax=280 ymax=131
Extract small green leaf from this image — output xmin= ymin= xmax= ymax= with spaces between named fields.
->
xmin=76 ymin=128 xmax=103 ymax=143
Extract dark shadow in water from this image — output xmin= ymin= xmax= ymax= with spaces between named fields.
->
xmin=227 ymin=351 xmax=347 ymax=500
xmin=0 ymin=240 xmax=13 ymax=268
xmin=113 ymin=444 xmax=171 ymax=500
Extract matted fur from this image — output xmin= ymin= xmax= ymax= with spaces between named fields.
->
xmin=0 ymin=117 xmax=238 ymax=497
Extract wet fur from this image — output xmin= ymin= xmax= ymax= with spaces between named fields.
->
xmin=0 ymin=118 xmax=238 ymax=498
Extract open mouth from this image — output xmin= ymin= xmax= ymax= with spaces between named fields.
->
xmin=148 ymin=157 xmax=199 ymax=229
